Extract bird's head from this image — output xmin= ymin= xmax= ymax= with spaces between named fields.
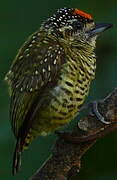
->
xmin=42 ymin=8 xmax=112 ymax=47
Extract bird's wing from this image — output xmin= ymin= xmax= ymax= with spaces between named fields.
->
xmin=5 ymin=31 xmax=65 ymax=93
xmin=5 ymin=31 xmax=66 ymax=137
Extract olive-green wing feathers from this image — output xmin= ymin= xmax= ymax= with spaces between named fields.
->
xmin=6 ymin=32 xmax=65 ymax=93
xmin=5 ymin=31 xmax=66 ymax=137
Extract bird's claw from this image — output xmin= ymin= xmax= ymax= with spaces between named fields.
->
xmin=89 ymin=101 xmax=111 ymax=125
xmin=80 ymin=101 xmax=111 ymax=125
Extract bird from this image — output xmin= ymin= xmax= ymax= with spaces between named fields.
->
xmin=5 ymin=7 xmax=112 ymax=175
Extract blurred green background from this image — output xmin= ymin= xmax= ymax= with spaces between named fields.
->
xmin=0 ymin=0 xmax=117 ymax=180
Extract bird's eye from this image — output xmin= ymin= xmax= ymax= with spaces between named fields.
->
xmin=72 ymin=21 xmax=83 ymax=31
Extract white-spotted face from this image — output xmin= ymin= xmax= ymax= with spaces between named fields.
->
xmin=42 ymin=8 xmax=95 ymax=41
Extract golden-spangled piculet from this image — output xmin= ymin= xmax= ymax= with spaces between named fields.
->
xmin=5 ymin=7 xmax=112 ymax=175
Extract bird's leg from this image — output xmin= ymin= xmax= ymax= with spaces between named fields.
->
xmin=80 ymin=100 xmax=111 ymax=125
xmin=55 ymin=128 xmax=101 ymax=143
xmin=88 ymin=101 xmax=111 ymax=125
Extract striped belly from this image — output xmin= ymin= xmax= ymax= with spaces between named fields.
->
xmin=49 ymin=65 xmax=91 ymax=127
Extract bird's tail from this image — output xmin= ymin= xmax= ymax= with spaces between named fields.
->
xmin=12 ymin=139 xmax=22 ymax=175
xmin=12 ymin=133 xmax=34 ymax=175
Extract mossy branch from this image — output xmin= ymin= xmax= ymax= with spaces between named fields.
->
xmin=29 ymin=88 xmax=117 ymax=180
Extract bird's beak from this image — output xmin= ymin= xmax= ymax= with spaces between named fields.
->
xmin=89 ymin=23 xmax=113 ymax=37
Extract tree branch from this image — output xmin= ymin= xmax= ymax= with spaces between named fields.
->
xmin=30 ymin=88 xmax=117 ymax=180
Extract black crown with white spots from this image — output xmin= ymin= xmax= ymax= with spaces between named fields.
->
xmin=42 ymin=8 xmax=93 ymax=30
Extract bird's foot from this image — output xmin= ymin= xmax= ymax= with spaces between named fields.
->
xmin=80 ymin=100 xmax=111 ymax=125
xmin=55 ymin=130 xmax=93 ymax=143
xmin=88 ymin=101 xmax=111 ymax=125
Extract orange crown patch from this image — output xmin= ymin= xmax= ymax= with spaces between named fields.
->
xmin=73 ymin=9 xmax=92 ymax=20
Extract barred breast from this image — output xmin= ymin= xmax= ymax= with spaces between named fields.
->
xmin=47 ymin=56 xmax=93 ymax=129
xmin=31 ymin=48 xmax=96 ymax=135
